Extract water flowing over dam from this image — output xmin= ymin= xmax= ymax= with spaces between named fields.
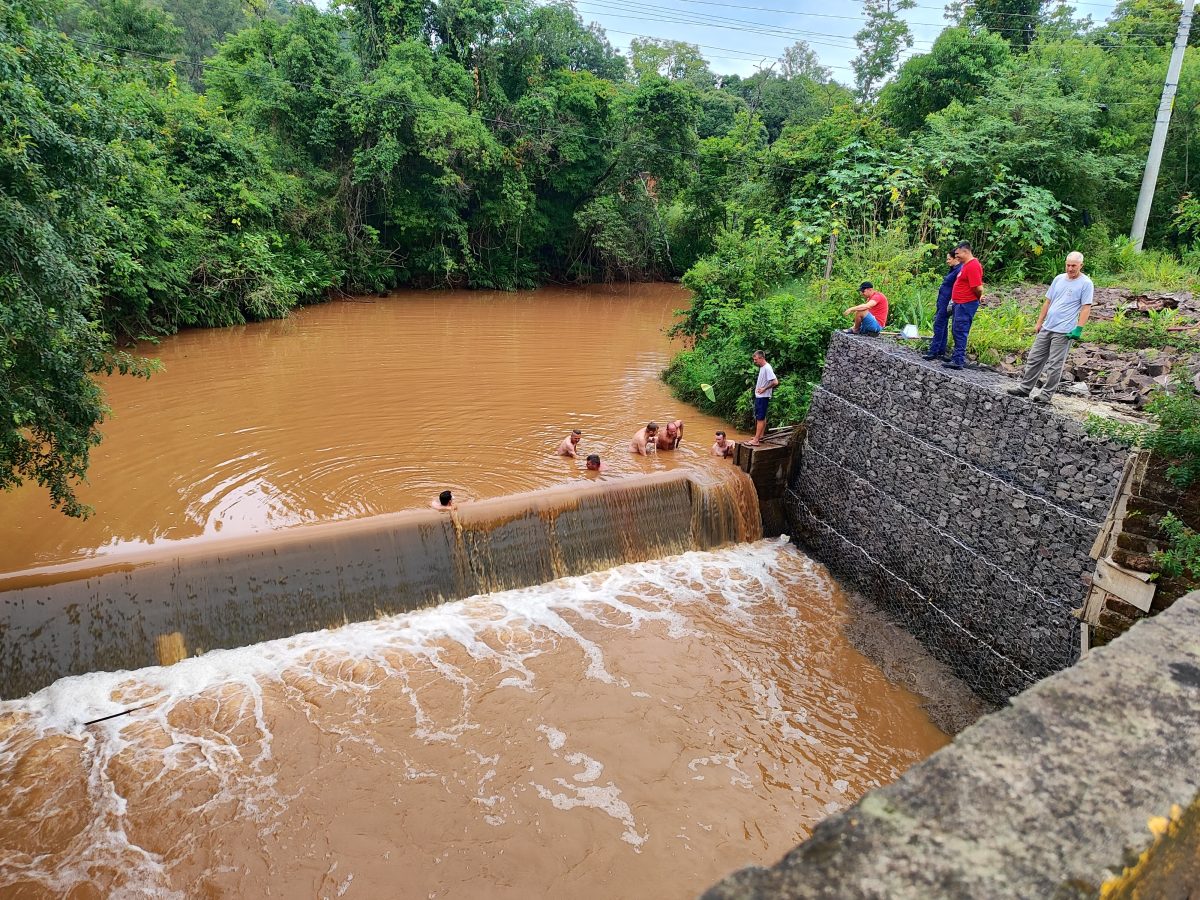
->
xmin=0 ymin=538 xmax=956 ymax=899
xmin=0 ymin=469 xmax=760 ymax=698
xmin=0 ymin=288 xmax=985 ymax=898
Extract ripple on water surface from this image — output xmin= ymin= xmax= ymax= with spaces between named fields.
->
xmin=0 ymin=540 xmax=950 ymax=899
xmin=1 ymin=285 xmax=744 ymax=574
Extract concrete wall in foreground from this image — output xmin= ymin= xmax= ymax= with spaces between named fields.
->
xmin=703 ymin=592 xmax=1200 ymax=899
xmin=786 ymin=332 xmax=1130 ymax=703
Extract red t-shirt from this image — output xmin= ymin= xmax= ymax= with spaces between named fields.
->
xmin=952 ymin=257 xmax=983 ymax=303
xmin=867 ymin=291 xmax=888 ymax=326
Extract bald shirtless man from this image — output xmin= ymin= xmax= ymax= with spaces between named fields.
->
xmin=630 ymin=421 xmax=659 ymax=455
xmin=557 ymin=430 xmax=582 ymax=457
xmin=655 ymin=419 xmax=684 ymax=451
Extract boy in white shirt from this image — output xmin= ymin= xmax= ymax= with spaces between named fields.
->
xmin=749 ymin=350 xmax=779 ymax=446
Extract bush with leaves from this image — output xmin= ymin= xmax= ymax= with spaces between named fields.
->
xmin=1085 ymin=375 xmax=1200 ymax=489
xmin=675 ymin=224 xmax=791 ymax=339
xmin=1154 ymin=512 xmax=1200 ymax=586
xmin=1 ymin=1 xmax=156 ymax=516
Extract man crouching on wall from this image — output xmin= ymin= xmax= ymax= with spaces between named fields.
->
xmin=1006 ymin=251 xmax=1093 ymax=405
xmin=843 ymin=282 xmax=889 ymax=335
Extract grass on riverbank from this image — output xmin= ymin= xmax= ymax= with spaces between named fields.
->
xmin=665 ymin=232 xmax=1200 ymax=430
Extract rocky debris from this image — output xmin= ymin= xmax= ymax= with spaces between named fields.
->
xmin=988 ymin=283 xmax=1200 ymax=411
xmin=1055 ymin=345 xmax=1199 ymax=409
xmin=1001 ymin=284 xmax=1199 ymax=322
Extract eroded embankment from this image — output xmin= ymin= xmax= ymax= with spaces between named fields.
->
xmin=0 ymin=469 xmax=758 ymax=700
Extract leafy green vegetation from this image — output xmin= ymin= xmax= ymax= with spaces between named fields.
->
xmin=1086 ymin=375 xmax=1200 ymax=488
xmin=1154 ymin=512 xmax=1200 ymax=584
xmin=7 ymin=0 xmax=1200 ymax=513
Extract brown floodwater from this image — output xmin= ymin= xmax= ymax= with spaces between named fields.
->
xmin=0 ymin=539 xmax=950 ymax=899
xmin=1 ymin=284 xmax=741 ymax=577
xmin=0 ymin=284 xmax=959 ymax=898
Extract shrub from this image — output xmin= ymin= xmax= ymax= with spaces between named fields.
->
xmin=675 ymin=223 xmax=791 ymax=339
xmin=1154 ymin=512 xmax=1200 ymax=584
xmin=1084 ymin=375 xmax=1200 ymax=489
xmin=665 ymin=282 xmax=842 ymax=430
xmin=966 ymin=299 xmax=1038 ymax=365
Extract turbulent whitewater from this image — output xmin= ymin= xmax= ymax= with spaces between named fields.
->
xmin=0 ymin=539 xmax=949 ymax=899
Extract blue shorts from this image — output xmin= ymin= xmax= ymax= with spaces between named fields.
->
xmin=754 ymin=396 xmax=770 ymax=421
xmin=859 ymin=311 xmax=882 ymax=335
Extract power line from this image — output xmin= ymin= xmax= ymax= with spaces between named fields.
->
xmin=599 ymin=28 xmax=859 ymax=71
xmin=575 ymin=0 xmax=864 ymax=50
xmin=577 ymin=0 xmax=1182 ymax=50
xmin=629 ymin=0 xmax=1152 ymax=36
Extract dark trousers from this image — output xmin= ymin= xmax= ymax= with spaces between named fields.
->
xmin=927 ymin=293 xmax=953 ymax=357
xmin=949 ymin=300 xmax=980 ymax=365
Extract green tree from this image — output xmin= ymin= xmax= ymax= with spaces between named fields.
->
xmin=69 ymin=0 xmax=183 ymax=56
xmin=947 ymin=0 xmax=1044 ymax=47
xmin=629 ymin=38 xmax=714 ymax=87
xmin=880 ymin=27 xmax=1011 ymax=134
xmin=160 ymin=0 xmax=258 ymax=87
xmin=781 ymin=40 xmax=830 ymax=82
xmin=852 ymin=0 xmax=916 ymax=103
xmin=1 ymin=0 xmax=156 ymax=516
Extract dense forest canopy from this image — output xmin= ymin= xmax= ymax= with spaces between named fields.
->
xmin=4 ymin=0 xmax=1200 ymax=513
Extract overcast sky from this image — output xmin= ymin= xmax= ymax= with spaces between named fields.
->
xmin=570 ymin=0 xmax=1123 ymax=83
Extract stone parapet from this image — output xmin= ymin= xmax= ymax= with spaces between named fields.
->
xmin=702 ymin=592 xmax=1200 ymax=900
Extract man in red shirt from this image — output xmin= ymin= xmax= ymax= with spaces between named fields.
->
xmin=844 ymin=282 xmax=889 ymax=335
xmin=944 ymin=240 xmax=983 ymax=369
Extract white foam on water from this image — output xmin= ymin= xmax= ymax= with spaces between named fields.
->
xmin=0 ymin=536 xmax=863 ymax=894
xmin=566 ymin=752 xmax=604 ymax=784
xmin=530 ymin=778 xmax=647 ymax=850
xmin=537 ymin=724 xmax=567 ymax=751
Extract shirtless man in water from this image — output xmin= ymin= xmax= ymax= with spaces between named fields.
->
xmin=655 ymin=419 xmax=684 ymax=451
xmin=430 ymin=490 xmax=456 ymax=511
xmin=585 ymin=454 xmax=607 ymax=472
xmin=711 ymin=431 xmax=734 ymax=458
xmin=630 ymin=421 xmax=659 ymax=455
xmin=557 ymin=430 xmax=582 ymax=457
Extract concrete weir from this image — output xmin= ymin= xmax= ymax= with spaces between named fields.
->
xmin=0 ymin=469 xmax=760 ymax=700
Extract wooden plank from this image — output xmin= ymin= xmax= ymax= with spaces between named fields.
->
xmin=1092 ymin=558 xmax=1156 ymax=613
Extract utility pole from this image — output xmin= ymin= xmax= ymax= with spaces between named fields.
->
xmin=1130 ymin=0 xmax=1195 ymax=251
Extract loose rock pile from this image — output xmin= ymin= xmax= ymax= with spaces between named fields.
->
xmin=991 ymin=286 xmax=1200 ymax=410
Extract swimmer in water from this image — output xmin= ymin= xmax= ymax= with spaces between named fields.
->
xmin=585 ymin=453 xmax=607 ymax=472
xmin=656 ymin=419 xmax=683 ymax=451
xmin=430 ymin=490 xmax=456 ymax=511
xmin=711 ymin=431 xmax=734 ymax=458
xmin=557 ymin=430 xmax=582 ymax=457
xmin=630 ymin=421 xmax=659 ymax=455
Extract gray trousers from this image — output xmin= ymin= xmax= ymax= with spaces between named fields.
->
xmin=1019 ymin=329 xmax=1074 ymax=396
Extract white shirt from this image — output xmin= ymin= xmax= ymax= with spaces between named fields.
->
xmin=1043 ymin=273 xmax=1094 ymax=333
xmin=756 ymin=362 xmax=777 ymax=398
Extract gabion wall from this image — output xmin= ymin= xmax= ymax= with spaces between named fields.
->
xmin=786 ymin=332 xmax=1131 ymax=703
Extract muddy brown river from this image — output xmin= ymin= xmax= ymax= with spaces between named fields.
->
xmin=0 ymin=286 xmax=960 ymax=898
xmin=1 ymin=285 xmax=737 ymax=578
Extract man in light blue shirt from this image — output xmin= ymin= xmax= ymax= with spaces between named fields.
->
xmin=1007 ymin=251 xmax=1093 ymax=404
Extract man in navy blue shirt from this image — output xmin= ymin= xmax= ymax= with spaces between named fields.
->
xmin=923 ymin=251 xmax=962 ymax=361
